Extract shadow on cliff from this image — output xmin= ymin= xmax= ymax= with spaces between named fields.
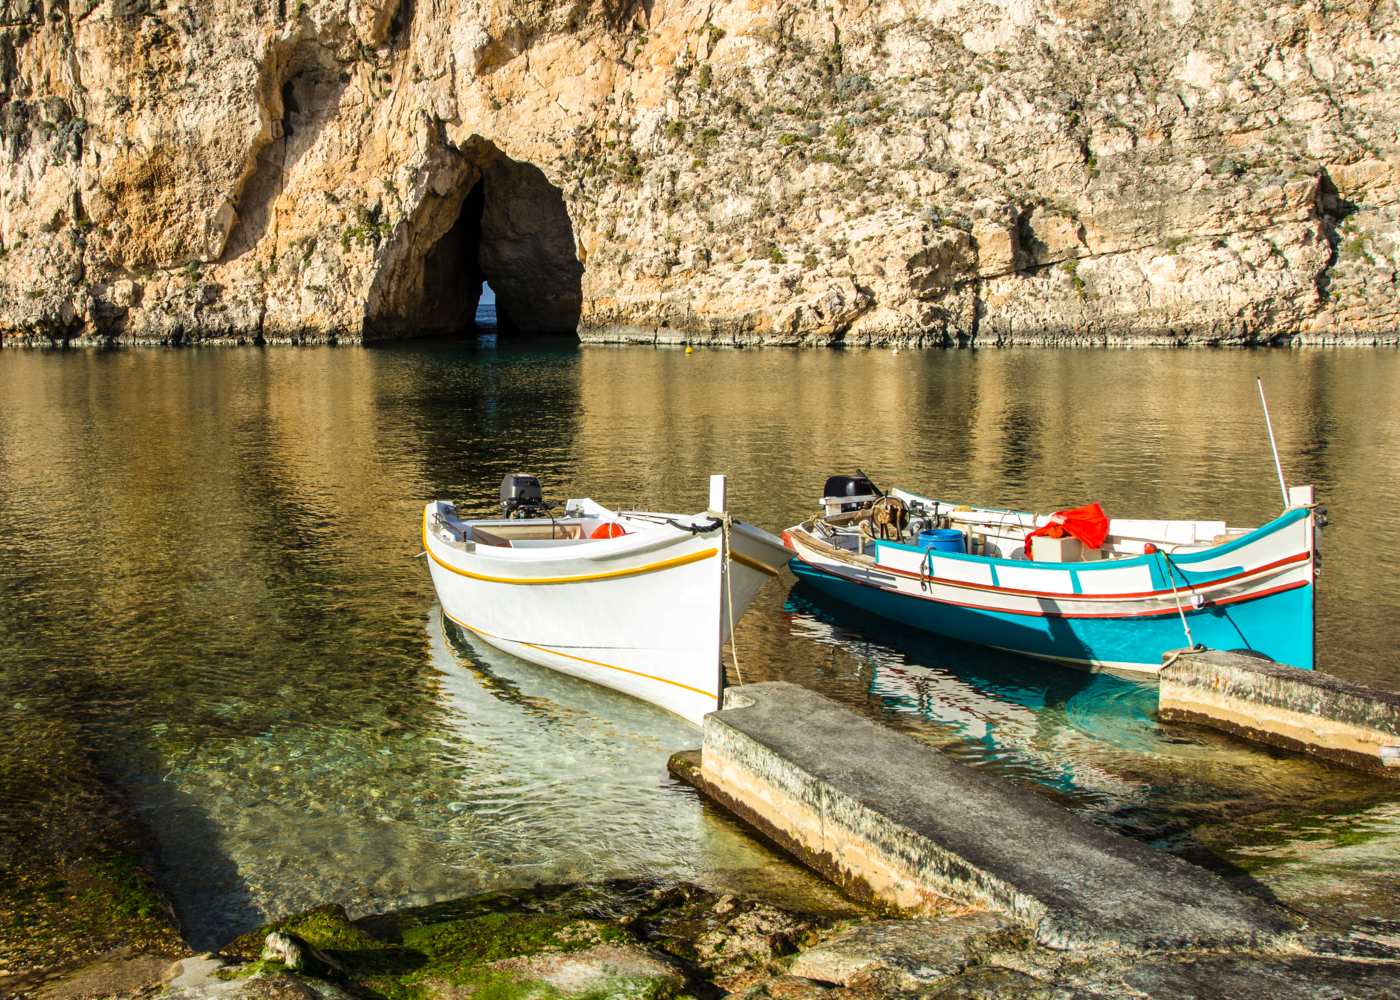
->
xmin=364 ymin=142 xmax=583 ymax=339
xmin=222 ymin=42 xmax=348 ymax=264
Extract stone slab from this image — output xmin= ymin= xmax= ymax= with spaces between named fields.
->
xmin=1159 ymin=649 xmax=1400 ymax=776
xmin=788 ymin=913 xmax=1025 ymax=989
xmin=689 ymin=682 xmax=1297 ymax=951
xmin=33 ymin=950 xmax=178 ymax=1000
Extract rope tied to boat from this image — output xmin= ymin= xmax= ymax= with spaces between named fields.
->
xmin=1158 ymin=547 xmax=1205 ymax=653
xmin=619 ymin=512 xmax=724 ymax=535
xmin=1160 ymin=646 xmax=1203 ymax=670
xmin=720 ymin=513 xmax=744 ymax=688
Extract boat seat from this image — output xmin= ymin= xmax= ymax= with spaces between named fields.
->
xmin=468 ymin=527 xmax=512 ymax=547
xmin=469 ymin=523 xmax=586 ymax=547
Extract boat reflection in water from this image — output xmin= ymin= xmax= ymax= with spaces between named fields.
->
xmin=782 ymin=587 xmax=1169 ymax=815
xmin=424 ymin=605 xmax=820 ymax=890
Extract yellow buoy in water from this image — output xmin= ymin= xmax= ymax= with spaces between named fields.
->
xmin=685 ymin=346 xmax=694 ymax=354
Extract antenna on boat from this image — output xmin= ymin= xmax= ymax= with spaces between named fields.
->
xmin=1256 ymin=376 xmax=1289 ymax=512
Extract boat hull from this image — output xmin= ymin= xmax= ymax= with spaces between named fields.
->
xmin=790 ymin=558 xmax=1314 ymax=674
xmin=785 ymin=506 xmax=1317 ymax=674
xmin=424 ymin=508 xmax=786 ymax=725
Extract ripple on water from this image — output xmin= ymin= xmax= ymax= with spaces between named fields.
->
xmin=138 ymin=608 xmax=812 ymax=947
xmin=3 ymin=345 xmax=1400 ymax=947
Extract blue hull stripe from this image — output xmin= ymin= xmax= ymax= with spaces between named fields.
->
xmin=790 ymin=558 xmax=1314 ymax=671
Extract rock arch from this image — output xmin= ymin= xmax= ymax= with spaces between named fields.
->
xmin=365 ymin=141 xmax=583 ymax=337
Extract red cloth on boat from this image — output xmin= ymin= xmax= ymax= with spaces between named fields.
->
xmin=1025 ymin=503 xmax=1109 ymax=559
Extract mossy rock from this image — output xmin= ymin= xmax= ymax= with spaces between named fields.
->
xmin=223 ymin=904 xmax=365 ymax=960
xmin=627 ymin=884 xmax=834 ymax=976
xmin=211 ymin=882 xmax=836 ymax=999
xmin=413 ymin=941 xmax=686 ymax=1000
xmin=218 ymin=891 xmax=659 ymax=999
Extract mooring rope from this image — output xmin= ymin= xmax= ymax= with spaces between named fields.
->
xmin=1159 ymin=548 xmax=1204 ymax=652
xmin=721 ymin=514 xmax=744 ymax=688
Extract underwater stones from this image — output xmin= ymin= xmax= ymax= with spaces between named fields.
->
xmin=0 ymin=706 xmax=187 ymax=985
xmin=16 ymin=949 xmax=178 ymax=1000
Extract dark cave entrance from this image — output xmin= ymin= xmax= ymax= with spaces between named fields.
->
xmin=419 ymin=179 xmax=488 ymax=333
xmin=366 ymin=149 xmax=583 ymax=338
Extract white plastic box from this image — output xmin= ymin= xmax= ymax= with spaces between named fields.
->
xmin=1030 ymin=535 xmax=1103 ymax=562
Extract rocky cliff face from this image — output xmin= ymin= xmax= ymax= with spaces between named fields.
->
xmin=0 ymin=0 xmax=1396 ymax=347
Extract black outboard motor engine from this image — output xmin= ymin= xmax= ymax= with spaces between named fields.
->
xmin=500 ymin=473 xmax=549 ymax=518
xmin=821 ymin=474 xmax=880 ymax=516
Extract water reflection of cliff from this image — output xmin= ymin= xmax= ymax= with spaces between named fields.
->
xmin=571 ymin=348 xmax=1391 ymax=515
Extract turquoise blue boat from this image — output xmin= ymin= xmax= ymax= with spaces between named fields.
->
xmin=783 ymin=477 xmax=1322 ymax=675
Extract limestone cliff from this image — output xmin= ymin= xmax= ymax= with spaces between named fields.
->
xmin=0 ymin=0 xmax=1397 ymax=347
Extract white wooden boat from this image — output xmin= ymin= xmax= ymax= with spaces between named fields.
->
xmin=421 ymin=475 xmax=789 ymax=725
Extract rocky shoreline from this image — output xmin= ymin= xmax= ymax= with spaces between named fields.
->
xmin=2 ymin=329 xmax=1400 ymax=350
xmin=6 ymin=721 xmax=1397 ymax=1000
xmin=17 ymin=875 xmax=1400 ymax=1000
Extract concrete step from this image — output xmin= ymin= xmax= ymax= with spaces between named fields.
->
xmin=678 ymin=682 xmax=1298 ymax=952
xmin=1159 ymin=649 xmax=1400 ymax=776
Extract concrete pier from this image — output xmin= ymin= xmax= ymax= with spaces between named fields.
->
xmin=1159 ymin=649 xmax=1400 ymax=777
xmin=673 ymin=682 xmax=1296 ymax=951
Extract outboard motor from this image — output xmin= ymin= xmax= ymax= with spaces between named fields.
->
xmin=821 ymin=474 xmax=880 ymax=516
xmin=500 ymin=473 xmax=549 ymax=518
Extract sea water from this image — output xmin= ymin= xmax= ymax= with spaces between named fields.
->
xmin=1 ymin=342 xmax=1397 ymax=945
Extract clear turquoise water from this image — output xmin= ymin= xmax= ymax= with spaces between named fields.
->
xmin=1 ymin=342 xmax=1397 ymax=945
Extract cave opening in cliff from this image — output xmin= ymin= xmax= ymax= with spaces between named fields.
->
xmin=366 ymin=148 xmax=583 ymax=339
xmin=420 ymin=179 xmax=488 ymax=333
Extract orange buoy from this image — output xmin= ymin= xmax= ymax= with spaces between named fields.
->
xmin=590 ymin=522 xmax=627 ymax=539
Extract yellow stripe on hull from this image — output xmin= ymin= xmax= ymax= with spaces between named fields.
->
xmin=423 ymin=514 xmax=718 ymax=585
xmin=441 ymin=609 xmax=718 ymax=700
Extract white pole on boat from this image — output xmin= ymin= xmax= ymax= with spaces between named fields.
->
xmin=1256 ymin=377 xmax=1290 ymax=512
xmin=709 ymin=474 xmax=727 ymax=515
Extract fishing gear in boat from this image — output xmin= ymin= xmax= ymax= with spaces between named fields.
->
xmin=788 ymin=463 xmax=1322 ymax=672
xmin=869 ymin=494 xmax=910 ymax=540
